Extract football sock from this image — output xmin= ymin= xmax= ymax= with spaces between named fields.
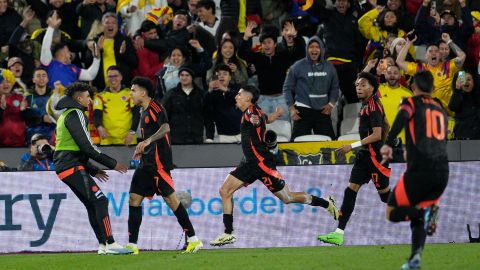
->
xmin=338 ymin=187 xmax=357 ymax=231
xmin=223 ymin=214 xmax=233 ymax=234
xmin=379 ymin=190 xmax=391 ymax=203
xmin=389 ymin=207 xmax=422 ymax=222
xmin=174 ymin=203 xmax=195 ymax=237
xmin=410 ymin=219 xmax=426 ymax=259
xmin=94 ymin=198 xmax=115 ymax=244
xmin=128 ymin=205 xmax=142 ymax=243
xmin=310 ymin=195 xmax=329 ymax=208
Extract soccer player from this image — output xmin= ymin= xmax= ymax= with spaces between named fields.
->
xmin=380 ymin=70 xmax=449 ymax=270
xmin=210 ymin=85 xmax=339 ymax=246
xmin=318 ymin=72 xmax=391 ymax=246
xmin=53 ymin=82 xmax=131 ymax=255
xmin=126 ymin=77 xmax=203 ymax=254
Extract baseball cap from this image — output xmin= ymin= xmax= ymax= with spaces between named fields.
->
xmin=7 ymin=57 xmax=23 ymax=68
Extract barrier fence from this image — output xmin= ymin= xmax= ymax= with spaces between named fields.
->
xmin=0 ymin=162 xmax=479 ymax=253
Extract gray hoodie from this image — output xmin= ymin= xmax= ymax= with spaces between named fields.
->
xmin=283 ymin=36 xmax=340 ymax=110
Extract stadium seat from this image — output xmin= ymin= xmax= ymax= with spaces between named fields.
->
xmin=294 ymin=135 xmax=332 ymax=142
xmin=340 ymin=102 xmax=362 ymax=136
xmin=337 ymin=134 xmax=361 ymax=141
xmin=267 ymin=120 xmax=292 ymax=142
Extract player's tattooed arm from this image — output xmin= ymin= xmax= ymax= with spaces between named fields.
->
xmin=147 ymin=123 xmax=170 ymax=143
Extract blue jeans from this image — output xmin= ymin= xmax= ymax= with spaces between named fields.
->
xmin=257 ymin=95 xmax=290 ymax=121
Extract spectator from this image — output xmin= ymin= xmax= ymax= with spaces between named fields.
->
xmin=363 ymin=55 xmax=396 ymax=83
xmin=86 ymin=12 xmax=138 ymax=90
xmin=0 ymin=68 xmax=27 ymax=147
xmin=23 ymin=67 xmax=56 ymax=143
xmin=7 ymin=57 xmax=28 ymax=93
xmin=40 ymin=11 xmax=101 ymax=88
xmin=414 ymin=0 xmax=474 ymax=50
xmin=283 ymin=36 xmax=340 ymax=140
xmin=386 ymin=0 xmax=415 ymax=31
xmin=26 ymin=0 xmax=81 ymax=39
xmin=133 ymin=20 xmax=164 ymax=86
xmin=378 ymin=64 xmax=412 ymax=142
xmin=8 ymin=6 xmax=39 ymax=87
xmin=396 ymin=33 xmax=466 ymax=115
xmin=277 ymin=19 xmax=306 ymax=67
xmin=358 ymin=3 xmax=407 ymax=62
xmin=449 ymin=70 xmax=480 ymax=139
xmin=207 ymin=39 xmax=248 ymax=86
xmin=466 ymin=11 xmax=480 ymax=69
xmin=196 ymin=0 xmax=237 ymax=47
xmin=76 ymin=0 xmax=115 ymax=39
xmin=239 ymin=22 xmax=296 ymax=121
xmin=316 ymin=0 xmax=362 ymax=103
xmin=18 ymin=133 xmax=55 ymax=171
xmin=162 ymin=66 xmax=205 ymax=144
xmin=220 ymin=0 xmax=262 ymax=33
xmin=117 ymin=0 xmax=168 ymax=37
xmin=260 ymin=0 xmax=288 ymax=28
xmin=204 ymin=64 xmax=242 ymax=143
xmin=187 ymin=0 xmax=199 ymax=22
xmin=167 ymin=0 xmax=189 ymax=13
xmin=0 ymin=0 xmax=22 ymax=62
xmin=156 ymin=39 xmax=211 ymax=98
xmin=93 ymin=66 xmax=140 ymax=146
xmin=438 ymin=39 xmax=452 ymax=61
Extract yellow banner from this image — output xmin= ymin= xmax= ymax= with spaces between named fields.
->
xmin=277 ymin=141 xmax=357 ymax=165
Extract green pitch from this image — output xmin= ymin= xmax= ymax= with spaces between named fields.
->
xmin=0 ymin=243 xmax=478 ymax=270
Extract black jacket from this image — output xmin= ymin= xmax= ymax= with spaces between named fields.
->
xmin=449 ymin=88 xmax=480 ymax=140
xmin=220 ymin=0 xmax=262 ymax=24
xmin=204 ymin=85 xmax=242 ymax=139
xmin=53 ymin=96 xmax=117 ymax=175
xmin=162 ymin=84 xmax=206 ymax=144
xmin=76 ymin=2 xmax=115 ymax=39
xmin=0 ymin=8 xmax=22 ymax=46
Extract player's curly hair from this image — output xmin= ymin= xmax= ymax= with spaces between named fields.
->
xmin=65 ymin=82 xmax=91 ymax=97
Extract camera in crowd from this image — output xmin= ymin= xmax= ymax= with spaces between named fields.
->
xmin=31 ymin=134 xmax=54 ymax=158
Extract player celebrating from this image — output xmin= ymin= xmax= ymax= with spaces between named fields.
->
xmin=210 ymin=85 xmax=339 ymax=246
xmin=318 ymin=72 xmax=391 ymax=246
xmin=125 ymin=77 xmax=203 ymax=254
xmin=53 ymin=83 xmax=131 ymax=255
xmin=381 ymin=71 xmax=449 ymax=270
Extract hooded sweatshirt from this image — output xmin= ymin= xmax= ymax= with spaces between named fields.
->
xmin=283 ymin=36 xmax=340 ymax=110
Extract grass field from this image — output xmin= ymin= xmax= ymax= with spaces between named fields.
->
xmin=0 ymin=243 xmax=478 ymax=270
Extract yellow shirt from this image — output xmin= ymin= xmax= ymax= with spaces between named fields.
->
xmin=102 ymin=39 xmax=117 ymax=87
xmin=378 ymin=84 xmax=413 ymax=143
xmin=93 ymin=88 xmax=137 ymax=145
xmin=238 ymin=0 xmax=247 ymax=33
xmin=406 ymin=60 xmax=459 ymax=115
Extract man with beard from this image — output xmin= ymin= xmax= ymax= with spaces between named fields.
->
xmin=396 ymin=32 xmax=465 ymax=115
xmin=378 ymin=64 xmax=412 ymax=143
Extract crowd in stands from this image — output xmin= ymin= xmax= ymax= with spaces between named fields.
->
xmin=0 ymin=0 xmax=479 ymax=161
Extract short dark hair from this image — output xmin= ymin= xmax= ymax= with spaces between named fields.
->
xmin=260 ymin=25 xmax=279 ymax=43
xmin=197 ymin=0 xmax=216 ymax=14
xmin=215 ymin=63 xmax=232 ymax=75
xmin=412 ymin=70 xmax=434 ymax=93
xmin=242 ymin=85 xmax=260 ymax=104
xmin=132 ymin=76 xmax=154 ymax=98
xmin=139 ymin=20 xmax=157 ymax=33
xmin=33 ymin=67 xmax=48 ymax=75
xmin=106 ymin=65 xmax=122 ymax=74
xmin=357 ymin=72 xmax=379 ymax=93
xmin=51 ymin=42 xmax=68 ymax=57
xmin=65 ymin=82 xmax=91 ymax=98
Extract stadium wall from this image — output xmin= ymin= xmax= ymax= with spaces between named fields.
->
xmin=1 ymin=162 xmax=479 ymax=253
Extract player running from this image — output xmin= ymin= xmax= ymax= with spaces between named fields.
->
xmin=381 ymin=70 xmax=449 ymax=270
xmin=125 ymin=77 xmax=202 ymax=254
xmin=53 ymin=83 xmax=132 ymax=255
xmin=210 ymin=85 xmax=339 ymax=246
xmin=318 ymin=72 xmax=391 ymax=246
